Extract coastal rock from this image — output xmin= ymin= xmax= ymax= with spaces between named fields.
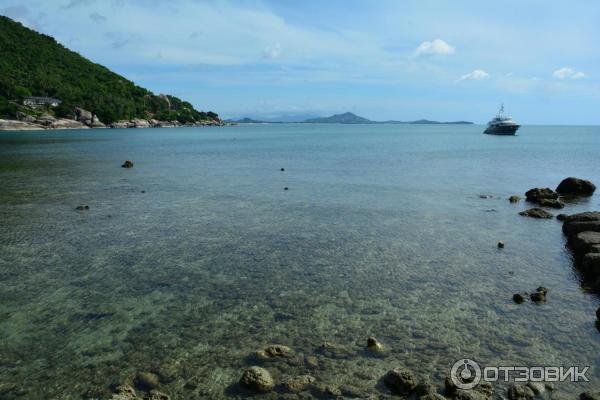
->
xmin=74 ymin=107 xmax=94 ymax=126
xmin=90 ymin=114 xmax=106 ymax=128
xmin=239 ymin=366 xmax=275 ymax=393
xmin=131 ymin=118 xmax=151 ymax=128
xmin=0 ymin=119 xmax=46 ymax=130
xmin=282 ymin=375 xmax=315 ymax=392
xmin=111 ymin=120 xmax=133 ymax=128
xmin=50 ymin=118 xmax=89 ymax=129
xmin=557 ymin=213 xmax=568 ymax=221
xmin=556 ymin=177 xmax=596 ymax=196
xmin=134 ymin=371 xmax=160 ymax=390
xmin=519 ymin=208 xmax=553 ymax=219
xmin=509 ymin=195 xmax=521 ymax=203
xmin=508 ymin=384 xmax=535 ymax=400
xmin=122 ymin=160 xmax=134 ymax=168
xmin=525 ymin=187 xmax=559 ymax=204
xmin=383 ymin=367 xmax=417 ymax=395
xmin=497 ymin=241 xmax=505 ymax=248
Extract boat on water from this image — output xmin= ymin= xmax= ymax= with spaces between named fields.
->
xmin=484 ymin=104 xmax=520 ymax=135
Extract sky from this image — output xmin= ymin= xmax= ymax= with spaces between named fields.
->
xmin=1 ymin=0 xmax=599 ymax=124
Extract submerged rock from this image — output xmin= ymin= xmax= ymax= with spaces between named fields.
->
xmin=383 ymin=367 xmax=417 ymax=395
xmin=282 ymin=375 xmax=315 ymax=392
xmin=580 ymin=392 xmax=600 ymax=400
xmin=256 ymin=344 xmax=294 ymax=359
xmin=318 ymin=341 xmax=356 ymax=359
xmin=497 ymin=241 xmax=505 ymax=248
xmin=110 ymin=384 xmax=137 ymax=400
xmin=519 ymin=208 xmax=553 ymax=219
xmin=508 ymin=384 xmax=535 ymax=400
xmin=530 ymin=290 xmax=547 ymax=303
xmin=75 ymin=205 xmax=89 ymax=210
xmin=509 ymin=195 xmax=521 ymax=203
xmin=147 ymin=390 xmax=170 ymax=400
xmin=556 ymin=177 xmax=596 ymax=196
xmin=134 ymin=371 xmax=159 ymax=390
xmin=366 ymin=336 xmax=385 ymax=353
xmin=122 ymin=160 xmax=134 ymax=168
xmin=240 ymin=366 xmax=275 ymax=393
xmin=513 ymin=293 xmax=526 ymax=304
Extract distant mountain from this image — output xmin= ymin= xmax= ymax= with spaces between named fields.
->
xmin=303 ymin=112 xmax=374 ymax=124
xmin=228 ymin=112 xmax=474 ymax=125
xmin=229 ymin=117 xmax=273 ymax=123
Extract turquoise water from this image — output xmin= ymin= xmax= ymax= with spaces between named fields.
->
xmin=0 ymin=124 xmax=599 ymax=399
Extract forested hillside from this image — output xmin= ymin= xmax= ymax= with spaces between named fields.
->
xmin=0 ymin=16 xmax=218 ymax=123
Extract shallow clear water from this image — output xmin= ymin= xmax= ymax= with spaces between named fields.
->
xmin=0 ymin=124 xmax=599 ymax=399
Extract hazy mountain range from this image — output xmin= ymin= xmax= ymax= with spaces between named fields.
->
xmin=228 ymin=112 xmax=473 ymax=125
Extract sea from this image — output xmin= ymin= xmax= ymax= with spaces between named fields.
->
xmin=0 ymin=124 xmax=599 ymax=399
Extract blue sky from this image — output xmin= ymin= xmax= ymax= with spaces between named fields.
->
xmin=1 ymin=0 xmax=599 ymax=123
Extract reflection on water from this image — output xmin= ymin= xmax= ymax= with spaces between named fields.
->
xmin=0 ymin=124 xmax=599 ymax=399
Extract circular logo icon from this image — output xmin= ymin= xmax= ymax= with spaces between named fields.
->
xmin=451 ymin=359 xmax=482 ymax=389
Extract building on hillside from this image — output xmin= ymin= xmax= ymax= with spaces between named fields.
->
xmin=23 ymin=96 xmax=62 ymax=107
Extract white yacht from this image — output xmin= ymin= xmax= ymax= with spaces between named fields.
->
xmin=484 ymin=105 xmax=520 ymax=135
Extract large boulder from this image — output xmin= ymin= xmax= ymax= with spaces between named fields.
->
xmin=519 ymin=208 xmax=553 ymax=219
xmin=563 ymin=221 xmax=600 ymax=238
xmin=239 ymin=366 xmax=275 ymax=393
xmin=572 ymin=231 xmax=600 ymax=255
xmin=556 ymin=177 xmax=596 ymax=196
xmin=562 ymin=212 xmax=600 ymax=223
xmin=383 ymin=367 xmax=417 ymax=395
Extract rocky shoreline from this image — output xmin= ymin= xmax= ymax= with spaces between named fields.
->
xmin=0 ymin=107 xmax=228 ymax=131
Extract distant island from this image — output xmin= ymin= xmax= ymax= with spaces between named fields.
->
xmin=228 ymin=112 xmax=473 ymax=125
xmin=0 ymin=16 xmax=222 ymax=130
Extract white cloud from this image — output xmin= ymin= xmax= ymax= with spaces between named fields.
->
xmin=262 ymin=43 xmax=281 ymax=59
xmin=552 ymin=67 xmax=586 ymax=79
xmin=415 ymin=39 xmax=455 ymax=56
xmin=458 ymin=69 xmax=489 ymax=81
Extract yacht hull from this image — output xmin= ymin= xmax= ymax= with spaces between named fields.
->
xmin=484 ymin=125 xmax=519 ymax=135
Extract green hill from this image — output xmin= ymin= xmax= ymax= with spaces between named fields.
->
xmin=0 ymin=16 xmax=218 ymax=124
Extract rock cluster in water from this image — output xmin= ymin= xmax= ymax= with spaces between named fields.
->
xmin=519 ymin=177 xmax=596 ymax=219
